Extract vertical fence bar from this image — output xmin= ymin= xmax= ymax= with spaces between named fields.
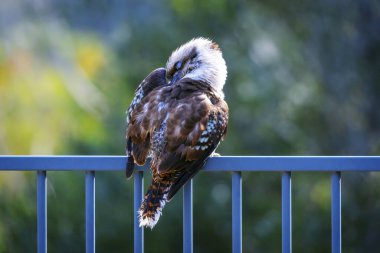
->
xmin=134 ymin=171 xmax=144 ymax=253
xmin=282 ymin=171 xmax=292 ymax=253
xmin=86 ymin=171 xmax=96 ymax=253
xmin=331 ymin=171 xmax=341 ymax=253
xmin=232 ymin=171 xmax=242 ymax=253
xmin=37 ymin=170 xmax=47 ymax=253
xmin=183 ymin=179 xmax=193 ymax=253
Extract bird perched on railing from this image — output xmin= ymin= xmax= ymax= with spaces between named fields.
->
xmin=125 ymin=37 xmax=228 ymax=229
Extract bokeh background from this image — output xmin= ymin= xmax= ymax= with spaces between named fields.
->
xmin=1 ymin=0 xmax=380 ymax=252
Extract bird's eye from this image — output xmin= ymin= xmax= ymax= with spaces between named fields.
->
xmin=175 ymin=61 xmax=182 ymax=70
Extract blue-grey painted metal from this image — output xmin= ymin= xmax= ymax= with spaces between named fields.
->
xmin=232 ymin=171 xmax=242 ymax=253
xmin=332 ymin=172 xmax=341 ymax=253
xmin=183 ymin=180 xmax=193 ymax=253
xmin=1 ymin=156 xmax=380 ymax=253
xmin=1 ymin=156 xmax=380 ymax=171
xmin=134 ymin=171 xmax=144 ymax=253
xmin=37 ymin=170 xmax=47 ymax=253
xmin=85 ymin=171 xmax=95 ymax=253
xmin=282 ymin=172 xmax=292 ymax=253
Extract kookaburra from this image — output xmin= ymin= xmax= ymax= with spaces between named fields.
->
xmin=126 ymin=37 xmax=228 ymax=229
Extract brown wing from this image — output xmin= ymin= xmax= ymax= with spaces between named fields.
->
xmin=127 ymin=82 xmax=172 ymax=166
xmin=126 ymin=68 xmax=167 ymax=178
xmin=156 ymin=91 xmax=229 ymax=200
xmin=128 ymin=78 xmax=228 ymax=200
xmin=126 ymin=68 xmax=167 ymax=124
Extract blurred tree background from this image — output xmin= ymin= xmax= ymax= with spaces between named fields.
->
xmin=0 ymin=0 xmax=380 ymax=252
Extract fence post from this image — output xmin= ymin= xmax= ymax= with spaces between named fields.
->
xmin=282 ymin=171 xmax=292 ymax=253
xmin=37 ymin=170 xmax=47 ymax=253
xmin=232 ymin=171 xmax=242 ymax=253
xmin=85 ymin=171 xmax=96 ymax=253
xmin=134 ymin=171 xmax=144 ymax=253
xmin=183 ymin=179 xmax=193 ymax=253
xmin=331 ymin=171 xmax=341 ymax=253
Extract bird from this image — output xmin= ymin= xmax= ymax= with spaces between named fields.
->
xmin=125 ymin=37 xmax=228 ymax=229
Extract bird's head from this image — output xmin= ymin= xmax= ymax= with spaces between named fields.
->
xmin=166 ymin=37 xmax=227 ymax=92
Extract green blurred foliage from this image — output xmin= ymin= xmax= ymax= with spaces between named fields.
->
xmin=0 ymin=0 xmax=380 ymax=252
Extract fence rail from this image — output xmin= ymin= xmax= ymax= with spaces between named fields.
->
xmin=1 ymin=155 xmax=380 ymax=253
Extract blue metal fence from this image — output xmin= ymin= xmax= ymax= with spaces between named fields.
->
xmin=1 ymin=155 xmax=380 ymax=253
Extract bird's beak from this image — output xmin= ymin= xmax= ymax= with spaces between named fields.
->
xmin=169 ymin=70 xmax=183 ymax=85
xmin=169 ymin=60 xmax=190 ymax=85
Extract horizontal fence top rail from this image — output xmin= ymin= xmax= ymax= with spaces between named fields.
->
xmin=0 ymin=156 xmax=380 ymax=171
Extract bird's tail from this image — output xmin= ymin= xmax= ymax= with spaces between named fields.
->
xmin=125 ymin=138 xmax=135 ymax=178
xmin=138 ymin=179 xmax=171 ymax=229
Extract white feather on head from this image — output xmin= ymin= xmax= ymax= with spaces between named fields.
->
xmin=166 ymin=37 xmax=227 ymax=93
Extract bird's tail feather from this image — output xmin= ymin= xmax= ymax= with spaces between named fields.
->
xmin=126 ymin=155 xmax=135 ymax=178
xmin=126 ymin=138 xmax=135 ymax=178
xmin=138 ymin=179 xmax=171 ymax=229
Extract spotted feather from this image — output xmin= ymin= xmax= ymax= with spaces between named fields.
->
xmin=125 ymin=68 xmax=167 ymax=178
